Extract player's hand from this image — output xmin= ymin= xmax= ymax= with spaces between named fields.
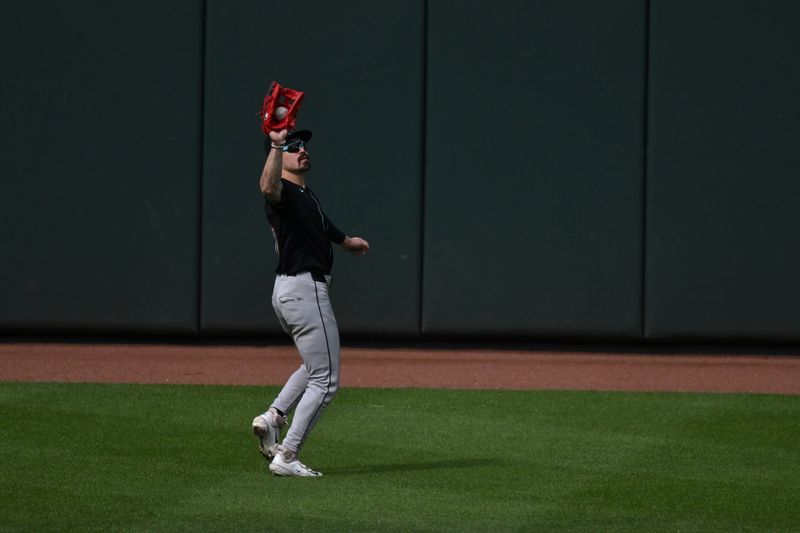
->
xmin=269 ymin=129 xmax=289 ymax=145
xmin=342 ymin=236 xmax=369 ymax=256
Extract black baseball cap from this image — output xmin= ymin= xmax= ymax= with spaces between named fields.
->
xmin=286 ymin=130 xmax=312 ymax=142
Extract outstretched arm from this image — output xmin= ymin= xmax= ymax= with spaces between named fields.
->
xmin=259 ymin=129 xmax=288 ymax=203
xmin=322 ymin=212 xmax=369 ymax=256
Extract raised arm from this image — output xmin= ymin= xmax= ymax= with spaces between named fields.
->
xmin=259 ymin=129 xmax=288 ymax=203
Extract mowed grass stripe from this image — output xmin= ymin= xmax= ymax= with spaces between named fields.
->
xmin=1 ymin=382 xmax=798 ymax=532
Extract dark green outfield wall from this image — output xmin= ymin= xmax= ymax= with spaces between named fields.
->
xmin=1 ymin=1 xmax=798 ymax=343
xmin=645 ymin=0 xmax=800 ymax=341
xmin=0 ymin=1 xmax=203 ymax=334
xmin=423 ymin=0 xmax=645 ymax=339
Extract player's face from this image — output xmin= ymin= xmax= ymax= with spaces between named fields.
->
xmin=282 ymin=140 xmax=311 ymax=172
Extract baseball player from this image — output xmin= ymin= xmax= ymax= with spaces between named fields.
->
xmin=252 ymin=127 xmax=369 ymax=477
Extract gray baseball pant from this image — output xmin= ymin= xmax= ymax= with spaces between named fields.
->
xmin=269 ymin=272 xmax=340 ymax=454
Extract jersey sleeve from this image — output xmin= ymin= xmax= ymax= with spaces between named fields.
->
xmin=324 ymin=213 xmax=346 ymax=244
xmin=264 ymin=179 xmax=293 ymax=210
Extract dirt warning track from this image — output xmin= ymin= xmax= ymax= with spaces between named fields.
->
xmin=1 ymin=342 xmax=798 ymax=394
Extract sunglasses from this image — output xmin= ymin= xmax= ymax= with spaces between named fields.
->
xmin=281 ymin=140 xmax=309 ymax=153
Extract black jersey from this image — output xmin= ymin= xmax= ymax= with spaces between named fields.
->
xmin=265 ymin=179 xmax=345 ymax=276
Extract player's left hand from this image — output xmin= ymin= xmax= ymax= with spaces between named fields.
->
xmin=342 ymin=236 xmax=369 ymax=256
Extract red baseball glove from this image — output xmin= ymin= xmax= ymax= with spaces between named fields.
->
xmin=260 ymin=81 xmax=305 ymax=134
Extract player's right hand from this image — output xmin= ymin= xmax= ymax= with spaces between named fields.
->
xmin=269 ymin=129 xmax=289 ymax=144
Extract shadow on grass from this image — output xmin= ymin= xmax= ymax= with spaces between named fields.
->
xmin=323 ymin=458 xmax=502 ymax=476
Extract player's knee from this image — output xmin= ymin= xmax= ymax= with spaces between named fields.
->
xmin=327 ymin=380 xmax=339 ymax=399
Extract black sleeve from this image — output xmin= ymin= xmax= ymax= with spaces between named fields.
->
xmin=324 ymin=213 xmax=346 ymax=244
xmin=264 ymin=179 xmax=292 ymax=210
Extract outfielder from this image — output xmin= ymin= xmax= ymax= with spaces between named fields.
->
xmin=252 ymin=127 xmax=369 ymax=477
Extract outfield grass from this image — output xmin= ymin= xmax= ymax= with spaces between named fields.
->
xmin=1 ymin=382 xmax=798 ymax=532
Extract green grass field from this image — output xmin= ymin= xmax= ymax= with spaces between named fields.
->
xmin=1 ymin=382 xmax=798 ymax=532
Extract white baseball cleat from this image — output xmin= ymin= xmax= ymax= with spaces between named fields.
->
xmin=252 ymin=408 xmax=287 ymax=463
xmin=269 ymin=448 xmax=323 ymax=477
